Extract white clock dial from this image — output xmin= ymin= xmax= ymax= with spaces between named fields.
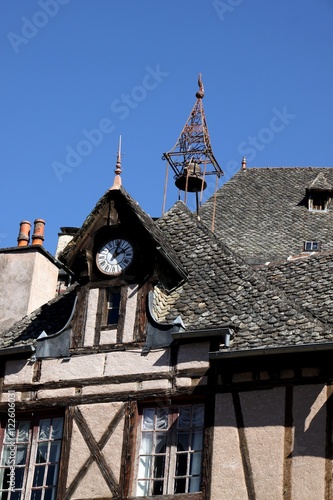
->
xmin=96 ymin=238 xmax=134 ymax=275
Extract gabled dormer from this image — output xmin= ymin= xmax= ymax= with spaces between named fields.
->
xmin=306 ymin=172 xmax=333 ymax=211
xmin=57 ymin=143 xmax=186 ymax=352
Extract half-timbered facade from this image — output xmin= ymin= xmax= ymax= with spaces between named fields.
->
xmin=1 ymin=82 xmax=333 ymax=499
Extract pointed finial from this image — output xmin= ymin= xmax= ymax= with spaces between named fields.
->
xmin=196 ymin=73 xmax=204 ymax=99
xmin=110 ymin=136 xmax=122 ymax=190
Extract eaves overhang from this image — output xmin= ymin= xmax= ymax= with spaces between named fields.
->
xmin=173 ymin=326 xmax=235 ymax=342
xmin=0 ymin=344 xmax=35 ymax=358
xmin=209 ymin=342 xmax=333 ymax=360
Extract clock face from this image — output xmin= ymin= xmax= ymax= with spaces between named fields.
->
xmin=96 ymin=238 xmax=134 ymax=275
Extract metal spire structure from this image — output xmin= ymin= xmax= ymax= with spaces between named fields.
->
xmin=110 ymin=136 xmax=122 ymax=190
xmin=162 ymin=74 xmax=223 ymax=213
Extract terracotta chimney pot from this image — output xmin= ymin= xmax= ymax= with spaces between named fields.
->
xmin=32 ymin=219 xmax=45 ymax=246
xmin=17 ymin=220 xmax=31 ymax=247
xmin=241 ymin=156 xmax=247 ymax=170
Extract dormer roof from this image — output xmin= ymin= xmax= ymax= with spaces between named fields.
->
xmin=58 ymin=186 xmax=187 ymax=284
xmin=306 ymin=172 xmax=333 ymax=192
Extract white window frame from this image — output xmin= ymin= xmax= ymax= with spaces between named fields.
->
xmin=0 ymin=414 xmax=64 ymax=500
xmin=304 ymin=240 xmax=320 ymax=252
xmin=135 ymin=403 xmax=204 ymax=497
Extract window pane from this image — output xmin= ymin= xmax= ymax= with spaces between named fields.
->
xmin=49 ymin=442 xmax=61 ymax=463
xmin=152 ymin=479 xmax=163 ymax=495
xmin=51 ymin=418 xmax=63 ymax=440
xmin=174 ymin=477 xmax=186 ymax=493
xmin=178 ymin=407 xmax=191 ymax=428
xmin=46 ymin=464 xmax=57 ymax=486
xmin=11 ymin=491 xmax=21 ymax=500
xmin=155 ymin=433 xmax=166 ymax=454
xmin=139 ymin=433 xmax=153 ymax=455
xmin=175 ymin=453 xmax=188 ymax=476
xmin=15 ymin=466 xmax=25 ymax=489
xmin=142 ymin=409 xmax=155 ymax=430
xmin=138 ymin=455 xmax=151 ymax=479
xmin=137 ymin=480 xmax=149 ymax=497
xmin=33 ymin=465 xmax=45 ymax=487
xmin=44 ymin=488 xmax=55 ymax=500
xmin=17 ymin=422 xmax=30 ymax=443
xmin=38 ymin=420 xmax=51 ymax=441
xmin=36 ymin=444 xmax=48 ymax=464
xmin=16 ymin=445 xmax=28 ymax=465
xmin=30 ymin=491 xmax=42 ymax=500
xmin=154 ymin=455 xmax=165 ymax=479
xmin=192 ymin=405 xmax=204 ymax=427
xmin=177 ymin=432 xmax=189 ymax=451
xmin=156 ymin=409 xmax=168 ymax=429
xmin=191 ymin=430 xmax=203 ymax=451
xmin=189 ymin=475 xmax=201 ymax=492
xmin=190 ymin=452 xmax=202 ymax=475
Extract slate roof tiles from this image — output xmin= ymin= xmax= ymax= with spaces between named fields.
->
xmin=156 ymin=202 xmax=333 ymax=351
xmin=200 ymin=167 xmax=333 ymax=265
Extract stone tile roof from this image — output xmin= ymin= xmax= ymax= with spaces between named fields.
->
xmin=200 ymin=167 xmax=333 ymax=265
xmin=0 ymin=285 xmax=77 ymax=349
xmin=156 ymin=202 xmax=333 ymax=351
xmin=257 ymin=251 xmax=333 ymax=326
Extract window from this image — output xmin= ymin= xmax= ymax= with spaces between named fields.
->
xmin=136 ymin=404 xmax=204 ymax=497
xmin=0 ymin=415 xmax=63 ymax=500
xmin=106 ymin=289 xmax=121 ymax=326
xmin=308 ymin=191 xmax=329 ymax=211
xmin=304 ymin=241 xmax=320 ymax=252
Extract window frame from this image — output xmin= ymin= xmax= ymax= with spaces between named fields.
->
xmin=303 ymin=240 xmax=321 ymax=252
xmin=308 ymin=190 xmax=330 ymax=211
xmin=0 ymin=412 xmax=64 ymax=500
xmin=133 ymin=403 xmax=205 ymax=498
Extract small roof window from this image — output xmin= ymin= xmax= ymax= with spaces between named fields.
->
xmin=304 ymin=241 xmax=321 ymax=252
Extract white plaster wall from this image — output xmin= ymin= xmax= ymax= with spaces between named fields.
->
xmin=0 ymin=251 xmax=57 ymax=332
xmin=66 ymin=402 xmax=125 ymax=499
xmin=99 ymin=329 xmax=117 ymax=345
xmin=240 ymin=388 xmax=285 ymax=500
xmin=211 ymin=393 xmax=248 ymax=500
xmin=291 ymin=384 xmax=327 ymax=500
xmin=176 ymin=342 xmax=210 ymax=375
xmin=103 ymin=348 xmax=170 ymax=377
xmin=70 ymin=460 xmax=111 ymax=499
xmin=28 ymin=252 xmax=58 ymax=313
xmin=84 ymin=288 xmax=99 ymax=347
xmin=122 ymin=284 xmax=138 ymax=343
xmin=66 ymin=420 xmax=91 ymax=488
xmin=4 ymin=359 xmax=33 ymax=385
xmin=37 ymin=355 xmax=106 ymax=384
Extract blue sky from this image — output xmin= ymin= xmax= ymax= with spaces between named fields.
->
xmin=1 ymin=0 xmax=333 ymax=255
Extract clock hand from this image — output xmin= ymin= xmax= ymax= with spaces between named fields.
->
xmin=113 ymin=241 xmax=124 ymax=258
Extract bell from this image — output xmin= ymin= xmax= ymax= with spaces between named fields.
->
xmin=175 ymin=162 xmax=207 ymax=192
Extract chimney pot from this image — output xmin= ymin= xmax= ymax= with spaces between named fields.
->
xmin=32 ymin=219 xmax=45 ymax=246
xmin=17 ymin=220 xmax=31 ymax=247
xmin=241 ymin=156 xmax=247 ymax=170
